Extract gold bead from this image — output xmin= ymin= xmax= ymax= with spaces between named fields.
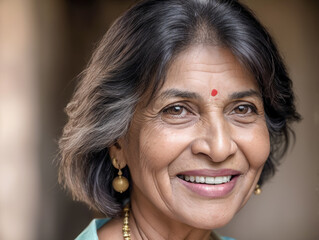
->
xmin=124 ymin=206 xmax=130 ymax=211
xmin=254 ymin=184 xmax=262 ymax=195
xmin=112 ymin=175 xmax=129 ymax=193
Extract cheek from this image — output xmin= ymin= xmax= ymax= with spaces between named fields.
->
xmin=137 ymin=126 xmax=194 ymax=170
xmin=236 ymin=123 xmax=270 ymax=168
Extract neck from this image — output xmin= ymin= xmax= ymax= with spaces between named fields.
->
xmin=128 ymin=189 xmax=213 ymax=240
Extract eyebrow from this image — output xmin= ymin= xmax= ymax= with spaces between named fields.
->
xmin=229 ymin=89 xmax=262 ymax=100
xmin=157 ymin=88 xmax=202 ymax=101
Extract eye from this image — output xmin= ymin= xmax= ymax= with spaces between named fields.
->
xmin=230 ymin=103 xmax=258 ymax=118
xmin=228 ymin=103 xmax=259 ymax=124
xmin=162 ymin=105 xmax=188 ymax=118
xmin=233 ymin=105 xmax=254 ymax=114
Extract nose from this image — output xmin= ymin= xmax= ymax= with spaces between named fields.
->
xmin=191 ymin=118 xmax=237 ymax=163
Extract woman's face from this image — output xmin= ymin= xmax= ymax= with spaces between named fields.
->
xmin=116 ymin=45 xmax=270 ymax=229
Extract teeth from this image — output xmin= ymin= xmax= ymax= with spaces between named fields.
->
xmin=181 ymin=175 xmax=231 ymax=185
xmin=215 ymin=176 xmax=223 ymax=184
xmin=200 ymin=176 xmax=205 ymax=183
xmin=205 ymin=177 xmax=215 ymax=184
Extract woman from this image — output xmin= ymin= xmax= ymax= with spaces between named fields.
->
xmin=58 ymin=0 xmax=301 ymax=239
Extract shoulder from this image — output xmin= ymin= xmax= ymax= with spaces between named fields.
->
xmin=75 ymin=218 xmax=123 ymax=240
xmin=220 ymin=236 xmax=236 ymax=240
xmin=211 ymin=230 xmax=236 ymax=240
xmin=75 ymin=218 xmax=110 ymax=240
xmin=75 ymin=219 xmax=236 ymax=240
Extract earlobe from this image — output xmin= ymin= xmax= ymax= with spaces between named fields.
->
xmin=111 ymin=157 xmax=126 ymax=169
xmin=109 ymin=140 xmax=127 ymax=167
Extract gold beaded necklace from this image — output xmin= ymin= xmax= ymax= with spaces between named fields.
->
xmin=122 ymin=205 xmax=221 ymax=240
xmin=122 ymin=205 xmax=131 ymax=240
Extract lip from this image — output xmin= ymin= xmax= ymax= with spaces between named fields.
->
xmin=177 ymin=169 xmax=241 ymax=198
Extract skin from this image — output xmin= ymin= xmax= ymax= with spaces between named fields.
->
xmin=99 ymin=45 xmax=270 ymax=240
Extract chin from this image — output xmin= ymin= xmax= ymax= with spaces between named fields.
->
xmin=187 ymin=215 xmax=234 ymax=230
xmin=173 ymin=205 xmax=238 ymax=230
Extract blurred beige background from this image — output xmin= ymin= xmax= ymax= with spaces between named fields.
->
xmin=0 ymin=0 xmax=318 ymax=239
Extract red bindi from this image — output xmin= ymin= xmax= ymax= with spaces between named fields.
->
xmin=211 ymin=89 xmax=218 ymax=97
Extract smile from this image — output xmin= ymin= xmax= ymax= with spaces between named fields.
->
xmin=177 ymin=169 xmax=241 ymax=198
xmin=178 ymin=175 xmax=232 ymax=185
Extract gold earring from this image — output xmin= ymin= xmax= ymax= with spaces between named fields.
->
xmin=112 ymin=158 xmax=129 ymax=193
xmin=254 ymin=184 xmax=261 ymax=195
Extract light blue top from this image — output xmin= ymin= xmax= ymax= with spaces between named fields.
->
xmin=75 ymin=218 xmax=235 ymax=240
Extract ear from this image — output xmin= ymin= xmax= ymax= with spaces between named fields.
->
xmin=109 ymin=139 xmax=127 ymax=169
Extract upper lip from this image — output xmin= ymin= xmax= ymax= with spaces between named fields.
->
xmin=178 ymin=169 xmax=241 ymax=177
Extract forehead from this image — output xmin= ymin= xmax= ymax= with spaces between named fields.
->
xmin=160 ymin=45 xmax=258 ymax=94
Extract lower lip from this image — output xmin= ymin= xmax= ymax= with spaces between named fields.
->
xmin=178 ymin=176 xmax=239 ymax=198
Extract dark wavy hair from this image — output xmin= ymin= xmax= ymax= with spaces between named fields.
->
xmin=58 ymin=0 xmax=301 ymax=217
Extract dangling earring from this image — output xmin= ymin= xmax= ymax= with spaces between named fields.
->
xmin=112 ymin=157 xmax=129 ymax=193
xmin=254 ymin=184 xmax=261 ymax=195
